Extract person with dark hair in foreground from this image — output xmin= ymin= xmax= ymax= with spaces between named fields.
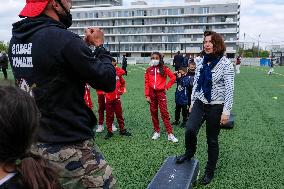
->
xmin=8 ymin=0 xmax=116 ymax=188
xmin=0 ymin=85 xmax=61 ymax=189
xmin=176 ymin=31 xmax=235 ymax=185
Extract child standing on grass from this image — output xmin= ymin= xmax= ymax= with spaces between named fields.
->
xmin=172 ymin=67 xmax=190 ymax=128
xmin=187 ymin=62 xmax=196 ymax=109
xmin=95 ymin=89 xmax=118 ymax=133
xmin=145 ymin=52 xmax=178 ymax=143
xmin=104 ymin=58 xmax=132 ymax=139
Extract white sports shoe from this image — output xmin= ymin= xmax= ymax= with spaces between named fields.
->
xmin=168 ymin=134 xmax=178 ymax=143
xmin=95 ymin=125 xmax=104 ymax=133
xmin=152 ymin=132 xmax=160 ymax=140
xmin=112 ymin=124 xmax=118 ymax=132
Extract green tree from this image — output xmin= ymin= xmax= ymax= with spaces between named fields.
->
xmin=0 ymin=41 xmax=8 ymax=53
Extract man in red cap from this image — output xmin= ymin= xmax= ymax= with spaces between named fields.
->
xmin=8 ymin=0 xmax=117 ymax=188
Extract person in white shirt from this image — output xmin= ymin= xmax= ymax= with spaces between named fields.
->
xmin=176 ymin=31 xmax=235 ymax=185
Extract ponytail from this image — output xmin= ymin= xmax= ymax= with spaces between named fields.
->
xmin=16 ymin=154 xmax=61 ymax=189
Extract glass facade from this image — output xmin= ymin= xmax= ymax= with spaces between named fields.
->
xmin=70 ymin=1 xmax=240 ymax=57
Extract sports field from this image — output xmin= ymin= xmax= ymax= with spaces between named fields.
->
xmin=1 ymin=65 xmax=283 ymax=189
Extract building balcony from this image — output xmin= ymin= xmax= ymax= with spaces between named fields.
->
xmin=70 ymin=21 xmax=238 ymax=29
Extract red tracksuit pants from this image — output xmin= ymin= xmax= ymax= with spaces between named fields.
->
xmin=105 ymin=98 xmax=125 ymax=133
xmin=97 ymin=94 xmax=105 ymax=125
xmin=149 ymin=88 xmax=173 ymax=134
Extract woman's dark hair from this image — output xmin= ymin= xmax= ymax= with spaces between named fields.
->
xmin=151 ymin=52 xmax=165 ymax=76
xmin=203 ymin=30 xmax=226 ymax=57
xmin=0 ymin=85 xmax=61 ymax=189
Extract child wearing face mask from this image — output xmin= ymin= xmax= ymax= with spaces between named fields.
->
xmin=144 ymin=52 xmax=178 ymax=142
xmin=172 ymin=67 xmax=191 ymax=128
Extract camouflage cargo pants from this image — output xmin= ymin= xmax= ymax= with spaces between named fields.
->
xmin=31 ymin=140 xmax=117 ymax=189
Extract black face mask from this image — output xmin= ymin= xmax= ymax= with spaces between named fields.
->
xmin=55 ymin=0 xmax=72 ymax=28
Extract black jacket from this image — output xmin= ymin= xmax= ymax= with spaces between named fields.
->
xmin=9 ymin=15 xmax=116 ymax=144
xmin=0 ymin=53 xmax=8 ymax=69
xmin=173 ymin=54 xmax=183 ymax=68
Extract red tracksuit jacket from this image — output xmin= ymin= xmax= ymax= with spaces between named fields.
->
xmin=105 ymin=66 xmax=126 ymax=101
xmin=144 ymin=65 xmax=176 ymax=97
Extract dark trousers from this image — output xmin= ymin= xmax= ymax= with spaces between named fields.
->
xmin=175 ymin=104 xmax=188 ymax=123
xmin=122 ymin=66 xmax=127 ymax=76
xmin=185 ymin=100 xmax=223 ymax=173
xmin=2 ymin=68 xmax=7 ymax=79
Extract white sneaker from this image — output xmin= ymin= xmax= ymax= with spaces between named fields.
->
xmin=95 ymin=125 xmax=104 ymax=133
xmin=168 ymin=134 xmax=178 ymax=143
xmin=112 ymin=124 xmax=118 ymax=132
xmin=152 ymin=132 xmax=160 ymax=140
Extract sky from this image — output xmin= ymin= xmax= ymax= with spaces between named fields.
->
xmin=0 ymin=0 xmax=284 ymax=49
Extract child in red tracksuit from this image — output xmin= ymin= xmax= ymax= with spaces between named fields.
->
xmin=95 ymin=90 xmax=118 ymax=133
xmin=145 ymin=52 xmax=178 ymax=143
xmin=104 ymin=58 xmax=132 ymax=139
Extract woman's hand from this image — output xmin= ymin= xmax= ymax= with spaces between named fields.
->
xmin=145 ymin=96 xmax=151 ymax=104
xmin=220 ymin=114 xmax=229 ymax=126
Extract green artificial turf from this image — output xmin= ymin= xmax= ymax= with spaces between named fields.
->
xmin=1 ymin=65 xmax=283 ymax=189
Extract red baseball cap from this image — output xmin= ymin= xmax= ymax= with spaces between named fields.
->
xmin=19 ymin=0 xmax=50 ymax=18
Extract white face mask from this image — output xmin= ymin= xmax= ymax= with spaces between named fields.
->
xmin=150 ymin=60 xmax=160 ymax=66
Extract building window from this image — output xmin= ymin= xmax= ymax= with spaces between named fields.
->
xmin=132 ymin=20 xmax=134 ymax=25
xmin=124 ymin=11 xmax=128 ymax=17
xmin=165 ymin=18 xmax=168 ymax=24
xmin=191 ymin=8 xmax=194 ymax=13
xmin=142 ymin=19 xmax=145 ymax=25
xmin=221 ymin=16 xmax=227 ymax=22
xmin=112 ymin=20 xmax=115 ymax=26
xmin=95 ymin=13 xmax=98 ymax=18
xmin=173 ymin=9 xmax=178 ymax=15
xmin=132 ymin=11 xmax=135 ymax=16
xmin=202 ymin=7 xmax=210 ymax=14
xmin=180 ymin=8 xmax=184 ymax=14
xmin=144 ymin=10 xmax=147 ymax=16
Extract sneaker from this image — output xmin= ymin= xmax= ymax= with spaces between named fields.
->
xmin=112 ymin=124 xmax=118 ymax=132
xmin=104 ymin=132 xmax=113 ymax=140
xmin=120 ymin=129 xmax=132 ymax=136
xmin=96 ymin=125 xmax=104 ymax=133
xmin=171 ymin=120 xmax=180 ymax=125
xmin=151 ymin=132 xmax=160 ymax=140
xmin=168 ymin=133 xmax=178 ymax=143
